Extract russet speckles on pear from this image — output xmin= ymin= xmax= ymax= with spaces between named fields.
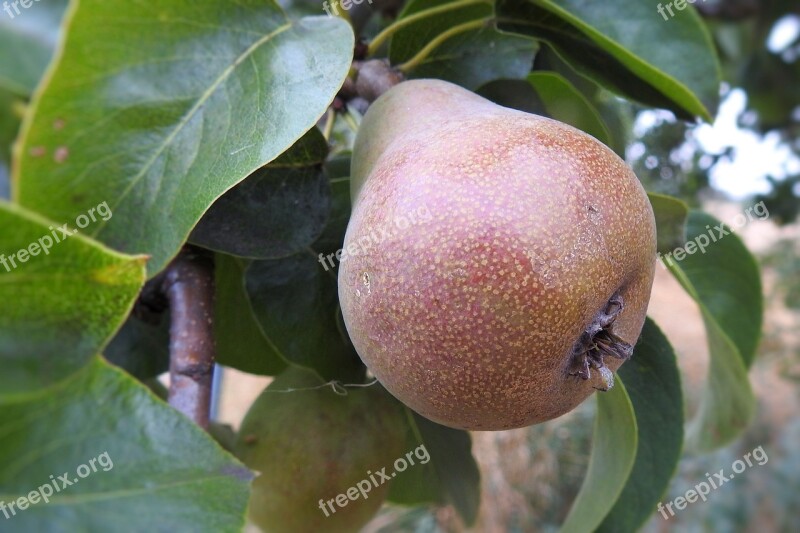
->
xmin=340 ymin=79 xmax=656 ymax=431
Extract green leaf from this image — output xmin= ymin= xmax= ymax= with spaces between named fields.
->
xmin=245 ymin=252 xmax=364 ymax=381
xmin=597 ymin=319 xmax=683 ymax=533
xmin=648 ymin=192 xmax=689 ymax=255
xmin=405 ymin=26 xmax=538 ymax=91
xmin=670 ymin=211 xmax=763 ymax=366
xmin=0 ymin=201 xmax=145 ymax=399
xmin=190 ymin=128 xmax=332 ymax=259
xmin=323 ymin=152 xmax=351 ymax=180
xmin=497 ymin=0 xmax=720 ymax=120
xmin=0 ymin=357 xmax=252 ymax=531
xmin=104 ymin=311 xmax=170 ymax=381
xmin=531 ymin=44 xmax=634 ymax=156
xmin=665 ymin=211 xmax=762 ymax=450
xmin=560 ymin=376 xmax=637 ymax=533
xmin=686 ymin=314 xmax=755 ymax=452
xmin=388 ymin=0 xmax=494 ymax=63
xmin=478 ymin=74 xmax=618 ymax=150
xmin=15 ymin=0 xmax=354 ymax=277
xmin=0 ymin=0 xmax=69 ymax=96
xmin=526 ymin=71 xmax=611 ymax=145
xmin=590 ymin=90 xmax=633 ymax=158
xmin=312 ymin=176 xmax=352 ymax=258
xmin=190 ymin=128 xmax=331 ymax=259
xmin=477 ymin=78 xmax=544 ymax=113
xmin=388 ymin=410 xmax=481 ymax=526
xmin=278 ymin=0 xmax=329 ymax=19
xmin=214 ymin=253 xmax=287 ymax=376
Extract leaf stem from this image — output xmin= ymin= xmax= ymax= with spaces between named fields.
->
xmin=163 ymin=247 xmax=216 ymax=429
xmin=367 ymin=0 xmax=492 ymax=56
xmin=397 ymin=18 xmax=490 ymax=73
xmin=342 ymin=111 xmax=360 ymax=133
xmin=322 ymin=108 xmax=336 ymax=142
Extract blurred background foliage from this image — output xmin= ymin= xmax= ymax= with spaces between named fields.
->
xmin=631 ymin=0 xmax=799 ymax=213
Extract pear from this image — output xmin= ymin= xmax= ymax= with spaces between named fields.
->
xmin=339 ymin=79 xmax=656 ymax=430
xmin=234 ymin=367 xmax=407 ymax=532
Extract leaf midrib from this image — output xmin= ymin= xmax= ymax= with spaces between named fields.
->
xmin=89 ymin=21 xmax=294 ymax=240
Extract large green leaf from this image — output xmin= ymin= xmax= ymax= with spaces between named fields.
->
xmin=560 ymin=376 xmax=637 ymax=532
xmin=245 ymin=252 xmax=364 ymax=382
xmin=648 ymin=192 xmax=689 ymax=255
xmin=15 ymin=0 xmax=354 ymax=277
xmin=190 ymin=128 xmax=331 ymax=259
xmin=214 ymin=253 xmax=287 ymax=376
xmin=0 ymin=0 xmax=69 ymax=96
xmin=686 ymin=314 xmax=755 ymax=452
xmin=497 ymin=0 xmax=720 ymax=120
xmin=670 ymin=211 xmax=763 ymax=366
xmin=235 ymin=163 xmax=359 ymax=379
xmin=0 ymin=201 xmax=145 ymax=399
xmin=597 ymin=319 xmax=683 ymax=533
xmin=388 ymin=410 xmax=481 ymax=526
xmin=665 ymin=211 xmax=762 ymax=451
xmin=0 ymin=357 xmax=252 ymax=531
xmin=526 ymin=71 xmax=611 ymax=145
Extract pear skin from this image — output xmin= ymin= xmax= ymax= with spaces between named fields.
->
xmin=339 ymin=79 xmax=656 ymax=430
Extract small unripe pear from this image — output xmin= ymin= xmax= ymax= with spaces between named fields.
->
xmin=339 ymin=79 xmax=656 ymax=430
xmin=234 ymin=367 xmax=407 ymax=532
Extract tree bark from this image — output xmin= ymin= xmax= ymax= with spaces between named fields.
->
xmin=163 ymin=248 xmax=216 ymax=429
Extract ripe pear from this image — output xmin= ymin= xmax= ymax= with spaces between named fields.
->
xmin=234 ymin=367 xmax=407 ymax=533
xmin=339 ymin=79 xmax=656 ymax=431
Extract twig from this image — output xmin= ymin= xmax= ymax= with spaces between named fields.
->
xmin=163 ymin=247 xmax=216 ymax=429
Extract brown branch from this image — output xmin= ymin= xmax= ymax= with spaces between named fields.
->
xmin=163 ymin=247 xmax=216 ymax=429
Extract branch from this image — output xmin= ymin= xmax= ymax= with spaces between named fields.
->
xmin=163 ymin=247 xmax=216 ymax=429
